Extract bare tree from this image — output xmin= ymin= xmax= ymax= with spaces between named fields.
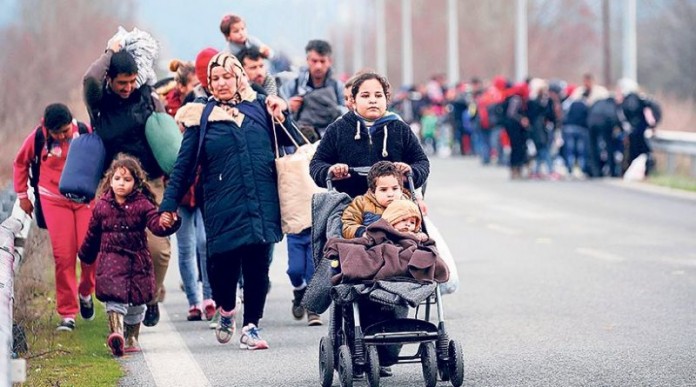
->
xmin=0 ymin=0 xmax=135 ymax=180
xmin=638 ymin=0 xmax=696 ymax=100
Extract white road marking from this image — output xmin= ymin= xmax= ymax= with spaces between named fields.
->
xmin=576 ymin=247 xmax=626 ymax=262
xmin=140 ymin=306 xmax=211 ymax=387
xmin=486 ymin=223 xmax=521 ymax=235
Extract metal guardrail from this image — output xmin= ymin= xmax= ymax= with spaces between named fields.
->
xmin=649 ymin=131 xmax=696 ymax=177
xmin=1 ymin=190 xmax=32 ymax=386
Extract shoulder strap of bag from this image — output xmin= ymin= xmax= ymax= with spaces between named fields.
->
xmin=77 ymin=121 xmax=90 ymax=134
xmin=271 ymin=119 xmax=315 ymax=158
xmin=30 ymin=126 xmax=45 ymax=189
xmin=195 ymin=101 xmax=217 ymax=166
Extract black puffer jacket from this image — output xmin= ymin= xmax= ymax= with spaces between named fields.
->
xmin=160 ymin=97 xmax=298 ymax=256
xmin=309 ymin=111 xmax=430 ymax=198
xmin=83 ymin=50 xmax=165 ymax=179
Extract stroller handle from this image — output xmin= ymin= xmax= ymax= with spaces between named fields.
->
xmin=325 ymin=166 xmax=416 ymax=193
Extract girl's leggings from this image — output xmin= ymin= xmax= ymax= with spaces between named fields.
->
xmin=105 ymin=302 xmax=147 ymax=325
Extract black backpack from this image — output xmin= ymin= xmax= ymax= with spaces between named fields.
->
xmin=645 ymin=98 xmax=662 ymax=128
xmin=29 ymin=122 xmax=89 ymax=228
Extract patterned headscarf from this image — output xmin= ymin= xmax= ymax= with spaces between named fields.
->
xmin=206 ymin=52 xmax=256 ymax=105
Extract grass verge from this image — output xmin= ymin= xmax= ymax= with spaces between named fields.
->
xmin=13 ymin=226 xmax=123 ymax=387
xmin=647 ymin=174 xmax=696 ymax=192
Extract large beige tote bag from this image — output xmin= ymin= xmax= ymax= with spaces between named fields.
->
xmin=272 ymin=120 xmax=326 ymax=234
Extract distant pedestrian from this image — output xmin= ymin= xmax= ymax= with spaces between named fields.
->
xmin=78 ymin=155 xmax=180 ymax=357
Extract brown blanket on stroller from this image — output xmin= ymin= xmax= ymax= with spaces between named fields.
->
xmin=325 ymin=218 xmax=449 ymax=285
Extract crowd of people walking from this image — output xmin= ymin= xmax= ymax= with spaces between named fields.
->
xmin=390 ymin=72 xmax=661 ymax=181
xmin=12 ymin=9 xmax=661 ymax=365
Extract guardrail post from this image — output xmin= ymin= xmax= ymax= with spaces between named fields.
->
xmin=1 ymin=199 xmax=32 ymax=387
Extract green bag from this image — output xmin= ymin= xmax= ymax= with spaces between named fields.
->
xmin=145 ymin=112 xmax=182 ymax=175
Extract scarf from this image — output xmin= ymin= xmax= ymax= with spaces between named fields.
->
xmin=207 ymin=52 xmax=257 ymax=126
xmin=353 ymin=111 xmax=401 ymax=157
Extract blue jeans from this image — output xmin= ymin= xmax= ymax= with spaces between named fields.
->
xmin=480 ymin=126 xmax=504 ymax=165
xmin=534 ymin=145 xmax=554 ymax=174
xmin=286 ymin=229 xmax=314 ymax=288
xmin=176 ymin=207 xmax=209 ymax=306
xmin=562 ymin=124 xmax=589 ymax=174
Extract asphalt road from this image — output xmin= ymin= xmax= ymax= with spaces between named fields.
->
xmin=120 ymin=157 xmax=696 ymax=387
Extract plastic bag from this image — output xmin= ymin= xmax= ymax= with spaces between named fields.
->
xmin=423 ymin=216 xmax=459 ymax=295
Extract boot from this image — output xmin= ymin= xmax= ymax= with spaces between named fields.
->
xmin=307 ymin=311 xmax=323 ymax=326
xmin=106 ymin=312 xmax=125 ymax=357
xmin=291 ymin=288 xmax=306 ymax=320
xmin=124 ymin=322 xmax=141 ymax=353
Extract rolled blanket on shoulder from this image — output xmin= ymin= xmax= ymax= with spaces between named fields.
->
xmin=107 ymin=26 xmax=159 ymax=88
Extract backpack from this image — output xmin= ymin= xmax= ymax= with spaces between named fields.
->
xmin=486 ymin=103 xmax=505 ymax=128
xmin=645 ymin=98 xmax=662 ymax=128
xmin=30 ymin=122 xmax=89 ymax=228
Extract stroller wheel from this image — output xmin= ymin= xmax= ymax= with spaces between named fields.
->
xmin=420 ymin=342 xmax=438 ymax=387
xmin=338 ymin=344 xmax=353 ymax=387
xmin=319 ymin=336 xmax=334 ymax=387
xmin=448 ymin=340 xmax=465 ymax=387
xmin=365 ymin=345 xmax=380 ymax=387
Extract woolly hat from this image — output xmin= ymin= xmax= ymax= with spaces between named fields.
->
xmin=195 ymin=47 xmax=219 ymax=89
xmin=382 ymin=199 xmax=422 ymax=232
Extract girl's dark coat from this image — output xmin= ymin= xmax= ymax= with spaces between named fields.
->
xmin=79 ymin=190 xmax=179 ymax=305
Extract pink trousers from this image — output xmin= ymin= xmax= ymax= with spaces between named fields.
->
xmin=42 ymin=194 xmax=96 ymax=319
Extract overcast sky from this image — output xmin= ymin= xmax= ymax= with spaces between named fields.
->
xmin=136 ymin=0 xmax=340 ymax=66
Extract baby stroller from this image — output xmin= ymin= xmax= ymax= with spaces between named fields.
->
xmin=305 ymin=167 xmax=464 ymax=387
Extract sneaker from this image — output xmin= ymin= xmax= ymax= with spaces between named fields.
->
xmin=187 ymin=306 xmax=203 ymax=321
xmin=143 ymin=303 xmax=160 ymax=327
xmin=203 ymin=299 xmax=216 ymax=321
xmin=307 ymin=312 xmax=323 ymax=326
xmin=239 ymin=324 xmax=269 ymax=350
xmin=215 ymin=310 xmax=236 ymax=344
xmin=209 ymin=309 xmax=220 ymax=329
xmin=292 ymin=288 xmax=306 ymax=320
xmin=380 ymin=366 xmax=393 ymax=377
xmin=79 ymin=295 xmax=95 ymax=321
xmin=56 ymin=318 xmax=75 ymax=332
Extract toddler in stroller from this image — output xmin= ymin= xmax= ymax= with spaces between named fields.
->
xmin=304 ymin=167 xmax=464 ymax=387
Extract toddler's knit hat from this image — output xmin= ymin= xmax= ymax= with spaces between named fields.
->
xmin=382 ymin=199 xmax=422 ymax=232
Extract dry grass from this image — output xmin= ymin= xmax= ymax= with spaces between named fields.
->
xmin=13 ymin=225 xmax=53 ymax=326
xmin=12 ymin=225 xmax=123 ymax=386
xmin=653 ymin=93 xmax=696 ymax=133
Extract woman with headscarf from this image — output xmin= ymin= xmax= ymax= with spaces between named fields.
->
xmin=159 ymin=52 xmax=298 ymax=350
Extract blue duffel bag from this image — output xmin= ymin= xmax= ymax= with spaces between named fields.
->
xmin=59 ymin=133 xmax=106 ymax=203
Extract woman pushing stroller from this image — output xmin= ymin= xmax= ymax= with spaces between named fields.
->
xmin=309 ymin=71 xmax=430 ymax=375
